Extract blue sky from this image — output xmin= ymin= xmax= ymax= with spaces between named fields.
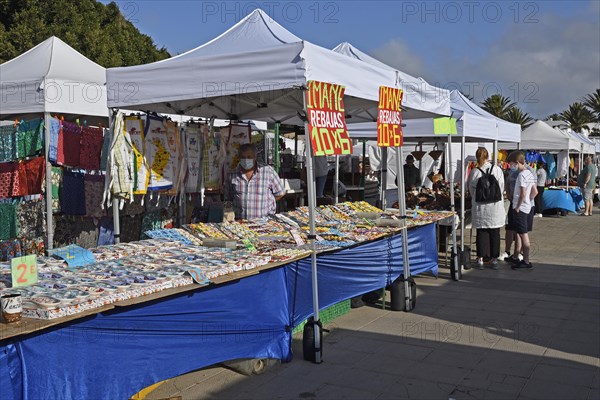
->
xmin=104 ymin=0 xmax=600 ymax=118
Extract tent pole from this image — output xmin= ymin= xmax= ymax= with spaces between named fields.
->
xmin=43 ymin=112 xmax=54 ymax=251
xmin=109 ymin=110 xmax=121 ymax=244
xmin=566 ymin=149 xmax=570 ymax=193
xmin=334 ymin=155 xmax=339 ymax=203
xmin=303 ymin=92 xmax=321 ymax=363
xmin=361 ymin=139 xmax=366 ymax=201
xmin=493 ymin=140 xmax=498 ymax=165
xmin=396 ymin=145 xmax=412 ymax=311
xmin=380 ymin=148 xmax=388 ymax=209
xmin=448 ymin=134 xmax=459 ymax=280
xmin=275 ymin=121 xmax=280 ymax=173
xmin=460 ymin=135 xmax=466 ymax=260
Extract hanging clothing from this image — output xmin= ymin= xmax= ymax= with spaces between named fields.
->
xmin=223 ymin=124 xmax=251 ymax=176
xmin=15 ymin=119 xmax=43 ymax=159
xmin=99 ymin=128 xmax=111 ymax=171
xmin=84 ymin=174 xmax=107 ymax=218
xmin=125 ymin=116 xmax=150 ymax=194
xmin=16 ymin=198 xmax=46 ymax=239
xmin=122 ymin=195 xmax=146 ymax=215
xmin=97 ymin=217 xmax=114 ymax=246
xmin=183 ymin=123 xmax=203 ymax=193
xmin=0 ymin=125 xmax=17 ymax=162
xmin=0 ymin=203 xmax=19 ymax=240
xmin=544 ymin=152 xmax=557 ymax=180
xmin=0 ymin=162 xmax=22 ymax=198
xmin=80 ymin=126 xmax=105 ymax=170
xmin=49 ymin=118 xmax=60 ymax=163
xmin=119 ymin=214 xmax=142 ymax=243
xmin=0 ymin=239 xmax=22 ymax=261
xmin=61 ymin=169 xmax=86 ymax=215
xmin=164 ymin=119 xmax=184 ymax=197
xmin=62 ymin=121 xmax=82 ymax=167
xmin=17 ymin=157 xmax=45 ymax=196
xmin=53 ymin=216 xmax=75 ymax=248
xmin=72 ymin=218 xmax=99 ymax=249
xmin=203 ymin=125 xmax=223 ymax=190
xmin=105 ymin=113 xmax=134 ymax=202
xmin=145 ymin=116 xmax=175 ymax=191
xmin=19 ymin=237 xmax=45 ymax=257
xmin=56 ymin=119 xmax=65 ymax=165
xmin=51 ymin=166 xmax=63 ymax=213
xmin=557 ymin=150 xmax=569 ymax=178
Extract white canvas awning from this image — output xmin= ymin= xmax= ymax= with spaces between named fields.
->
xmin=0 ymin=36 xmax=108 ymax=119
xmin=500 ymin=120 xmax=580 ymax=151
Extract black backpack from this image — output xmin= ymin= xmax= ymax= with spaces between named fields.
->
xmin=475 ymin=167 xmax=502 ymax=203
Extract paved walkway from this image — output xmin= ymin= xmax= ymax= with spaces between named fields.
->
xmin=147 ymin=213 xmax=600 ymax=400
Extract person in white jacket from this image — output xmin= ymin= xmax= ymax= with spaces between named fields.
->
xmin=468 ymin=148 xmax=505 ymax=269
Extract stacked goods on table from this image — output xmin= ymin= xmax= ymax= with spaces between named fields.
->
xmin=0 ymin=203 xmax=454 ymax=320
xmin=393 ymin=185 xmax=472 ymax=212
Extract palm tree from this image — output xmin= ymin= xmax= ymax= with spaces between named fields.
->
xmin=505 ymin=106 xmax=534 ymax=129
xmin=481 ymin=95 xmax=515 ymax=118
xmin=581 ymin=89 xmax=600 ymax=121
xmin=560 ymin=102 xmax=595 ymax=133
xmin=546 ymin=113 xmax=561 ymax=121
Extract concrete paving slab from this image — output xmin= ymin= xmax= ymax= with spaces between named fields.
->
xmin=519 ymin=378 xmax=590 ymax=400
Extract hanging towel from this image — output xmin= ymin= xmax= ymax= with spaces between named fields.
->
xmin=49 ymin=118 xmax=60 ymax=163
xmin=145 ymin=116 xmax=176 ymax=191
xmin=17 ymin=157 xmax=45 ymax=196
xmin=80 ymin=126 xmax=104 ymax=170
xmin=125 ymin=116 xmax=150 ymax=194
xmin=0 ymin=203 xmax=19 ymax=240
xmin=99 ymin=128 xmax=111 ymax=171
xmin=61 ymin=169 xmax=86 ymax=215
xmin=0 ymin=162 xmax=22 ymax=198
xmin=62 ymin=121 xmax=82 ymax=167
xmin=84 ymin=174 xmax=107 ymax=218
xmin=0 ymin=239 xmax=22 ymax=261
xmin=184 ymin=123 xmax=203 ymax=193
xmin=16 ymin=198 xmax=46 ymax=238
xmin=51 ymin=166 xmax=63 ymax=213
xmin=0 ymin=125 xmax=17 ymax=162
xmin=15 ymin=118 xmax=43 ymax=159
xmin=544 ymin=152 xmax=556 ymax=180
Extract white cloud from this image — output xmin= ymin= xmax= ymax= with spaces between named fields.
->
xmin=369 ymin=39 xmax=428 ymax=79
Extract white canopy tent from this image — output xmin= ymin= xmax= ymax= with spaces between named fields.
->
xmin=0 ymin=36 xmax=110 ymax=251
xmin=500 ymin=120 xmax=580 ymax=152
xmin=107 ymin=8 xmax=450 ymax=357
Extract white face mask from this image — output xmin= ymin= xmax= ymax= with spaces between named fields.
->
xmin=239 ymin=158 xmax=255 ymax=170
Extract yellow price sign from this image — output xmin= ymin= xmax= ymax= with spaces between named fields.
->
xmin=434 ymin=117 xmax=458 ymax=135
xmin=11 ymin=255 xmax=38 ymax=288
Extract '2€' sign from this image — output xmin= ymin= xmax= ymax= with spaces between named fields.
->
xmin=305 ymin=81 xmax=351 ymax=156
xmin=377 ymin=86 xmax=403 ymax=147
xmin=11 ymin=255 xmax=38 ymax=288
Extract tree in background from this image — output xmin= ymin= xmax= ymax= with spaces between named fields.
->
xmin=582 ymin=89 xmax=600 ymax=122
xmin=505 ymin=106 xmax=534 ymax=129
xmin=560 ymin=103 xmax=595 ymax=133
xmin=481 ymin=94 xmax=515 ymax=119
xmin=546 ymin=113 xmax=562 ymax=121
xmin=0 ymin=0 xmax=170 ymax=67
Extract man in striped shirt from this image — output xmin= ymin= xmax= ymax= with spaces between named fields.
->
xmin=225 ymin=143 xmax=286 ymax=220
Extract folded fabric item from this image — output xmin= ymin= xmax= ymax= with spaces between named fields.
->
xmin=19 ymin=237 xmax=45 ymax=257
xmin=49 ymin=244 xmax=96 ymax=267
xmin=62 ymin=121 xmax=82 ymax=167
xmin=17 ymin=198 xmax=46 ymax=238
xmin=97 ymin=217 xmax=114 ymax=246
xmin=0 ymin=125 xmax=17 ymax=162
xmin=51 ymin=166 xmax=63 ymax=213
xmin=100 ymin=128 xmax=111 ymax=171
xmin=61 ymin=169 xmax=86 ymax=215
xmin=80 ymin=126 xmax=104 ymax=170
xmin=0 ymin=239 xmax=22 ymax=261
xmin=72 ymin=217 xmax=99 ymax=249
xmin=119 ymin=214 xmax=142 ymax=243
xmin=0 ymin=203 xmax=19 ymax=240
xmin=84 ymin=174 xmax=106 ymax=218
xmin=0 ymin=162 xmax=22 ymax=198
xmin=15 ymin=119 xmax=43 ymax=159
xmin=17 ymin=157 xmax=45 ymax=196
xmin=144 ymin=228 xmax=194 ymax=245
xmin=48 ymin=118 xmax=60 ymax=163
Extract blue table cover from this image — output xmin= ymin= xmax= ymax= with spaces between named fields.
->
xmin=543 ymin=188 xmax=584 ymax=213
xmin=0 ymin=224 xmax=438 ymax=400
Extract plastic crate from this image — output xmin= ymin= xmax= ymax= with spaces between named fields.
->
xmin=293 ymin=299 xmax=351 ymax=334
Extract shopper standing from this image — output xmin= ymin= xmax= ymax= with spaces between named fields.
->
xmin=578 ymin=156 xmax=597 ymax=216
xmin=468 ymin=148 xmax=505 ymax=269
xmin=534 ymin=160 xmax=547 ymax=217
xmin=507 ymin=151 xmax=538 ymax=270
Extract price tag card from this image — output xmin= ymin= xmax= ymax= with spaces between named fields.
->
xmin=183 ymin=267 xmax=209 ymax=285
xmin=290 ymin=230 xmax=305 ymax=246
xmin=11 ymin=255 xmax=38 ymax=288
xmin=434 ymin=117 xmax=458 ymax=135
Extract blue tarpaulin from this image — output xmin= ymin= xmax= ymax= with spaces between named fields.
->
xmin=543 ymin=188 xmax=584 ymax=213
xmin=0 ymin=225 xmax=438 ymax=400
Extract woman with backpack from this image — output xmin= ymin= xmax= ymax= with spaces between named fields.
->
xmin=467 ymin=147 xmax=505 ymax=269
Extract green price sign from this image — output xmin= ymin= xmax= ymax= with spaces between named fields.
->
xmin=11 ymin=255 xmax=38 ymax=288
xmin=434 ymin=117 xmax=458 ymax=135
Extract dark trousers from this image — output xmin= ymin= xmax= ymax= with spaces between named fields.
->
xmin=476 ymin=228 xmax=500 ymax=259
xmin=534 ymin=186 xmax=544 ymax=214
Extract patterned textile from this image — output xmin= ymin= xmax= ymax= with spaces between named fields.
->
xmin=56 ymin=120 xmax=65 ymax=165
xmin=61 ymin=169 xmax=86 ymax=215
xmin=0 ymin=203 xmax=19 ymax=240
xmin=97 ymin=217 xmax=114 ymax=246
xmin=16 ymin=198 xmax=46 ymax=238
xmin=119 ymin=214 xmax=142 ymax=243
xmin=19 ymin=237 xmax=45 ymax=257
xmin=53 ymin=215 xmax=76 ymax=248
xmin=17 ymin=157 xmax=45 ymax=196
xmin=140 ymin=210 xmax=162 ymax=239
xmin=183 ymin=124 xmax=203 ymax=193
xmin=84 ymin=174 xmax=107 ymax=218
xmin=100 ymin=128 xmax=111 ymax=171
xmin=224 ymin=164 xmax=285 ymax=220
xmin=144 ymin=229 xmax=193 ymax=245
xmin=0 ymin=239 xmax=22 ymax=261
xmin=0 ymin=124 xmax=17 ymax=162
xmin=51 ymin=166 xmax=63 ymax=213
xmin=164 ymin=120 xmax=183 ymax=196
xmin=0 ymin=162 xmax=22 ymax=198
xmin=107 ymin=115 xmax=134 ymax=200
xmin=125 ymin=116 xmax=149 ymax=194
xmin=62 ymin=121 xmax=82 ymax=167
xmin=145 ymin=116 xmax=178 ymax=191
xmin=223 ymin=124 xmax=251 ymax=175
xmin=72 ymin=218 xmax=99 ymax=249
xmin=203 ymin=127 xmax=223 ymax=190
xmin=80 ymin=126 xmax=105 ymax=170
xmin=122 ymin=195 xmax=146 ymax=215
xmin=15 ymin=119 xmax=43 ymax=159
xmin=49 ymin=118 xmax=60 ymax=163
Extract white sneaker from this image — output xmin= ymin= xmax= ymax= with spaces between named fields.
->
xmin=535 ymin=213 xmax=543 ymax=218
xmin=518 ymin=254 xmax=524 ymax=261
xmin=498 ymin=251 xmax=509 ymax=261
xmin=476 ymin=259 xmax=484 ymax=270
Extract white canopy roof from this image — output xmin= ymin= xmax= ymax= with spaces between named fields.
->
xmin=331 ymin=42 xmax=450 ymax=117
xmin=348 ymin=90 xmax=513 ymax=143
xmin=0 ymin=36 xmax=108 ymax=119
xmin=106 ymin=9 xmax=449 ymax=124
xmin=501 ymin=120 xmax=580 ymax=151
